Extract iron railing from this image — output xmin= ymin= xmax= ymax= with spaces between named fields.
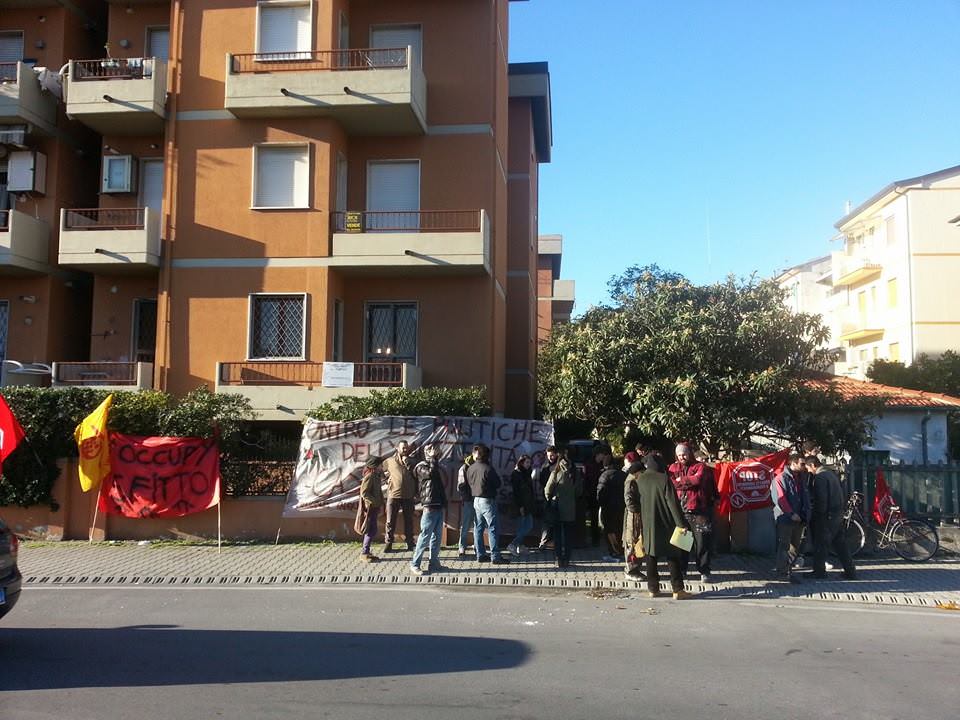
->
xmin=0 ymin=62 xmax=17 ymax=83
xmin=218 ymin=361 xmax=405 ymax=388
xmin=847 ymin=461 xmax=960 ymax=523
xmin=53 ymin=362 xmax=139 ymax=385
xmin=63 ymin=208 xmax=146 ymax=230
xmin=231 ymin=47 xmax=407 ymax=74
xmin=331 ymin=210 xmax=482 ymax=233
xmin=72 ymin=58 xmax=155 ymax=81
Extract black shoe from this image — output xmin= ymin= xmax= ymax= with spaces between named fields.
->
xmin=492 ymin=556 xmax=510 ymax=565
xmin=477 ymin=555 xmax=491 ymax=563
xmin=407 ymin=544 xmax=415 ymax=551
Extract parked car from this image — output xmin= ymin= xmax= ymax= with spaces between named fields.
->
xmin=0 ymin=516 xmax=21 ymax=619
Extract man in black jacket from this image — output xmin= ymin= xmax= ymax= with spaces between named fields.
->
xmin=410 ymin=443 xmax=447 ymax=575
xmin=596 ymin=446 xmax=626 ymax=562
xmin=465 ymin=444 xmax=509 ymax=564
xmin=806 ymin=456 xmax=857 ymax=580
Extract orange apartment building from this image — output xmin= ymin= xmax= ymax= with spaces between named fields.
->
xmin=1 ymin=0 xmax=570 ymax=422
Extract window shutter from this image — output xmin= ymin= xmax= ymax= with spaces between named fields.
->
xmin=0 ymin=32 xmax=24 ymax=63
xmin=371 ymin=25 xmax=421 ymax=67
xmin=259 ymin=5 xmax=311 ymax=54
xmin=367 ymin=162 xmax=419 ymax=212
xmin=256 ymin=146 xmax=308 ymax=207
xmin=147 ymin=28 xmax=170 ymax=60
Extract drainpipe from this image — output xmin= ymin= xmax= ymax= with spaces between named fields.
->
xmin=920 ymin=410 xmax=931 ymax=465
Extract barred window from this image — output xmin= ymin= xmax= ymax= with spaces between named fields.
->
xmin=250 ymin=294 xmax=305 ymax=359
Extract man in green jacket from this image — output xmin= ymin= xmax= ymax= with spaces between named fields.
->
xmin=636 ymin=454 xmax=694 ymax=599
xmin=383 ymin=441 xmax=416 ymax=552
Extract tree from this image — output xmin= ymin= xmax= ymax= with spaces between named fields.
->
xmin=539 ymin=266 xmax=881 ymax=458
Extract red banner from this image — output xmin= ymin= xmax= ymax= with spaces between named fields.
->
xmin=873 ymin=468 xmax=896 ymax=525
xmin=715 ymin=449 xmax=790 ymax=514
xmin=98 ymin=433 xmax=221 ymax=518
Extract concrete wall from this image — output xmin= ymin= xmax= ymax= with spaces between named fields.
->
xmin=866 ymin=410 xmax=950 ymax=464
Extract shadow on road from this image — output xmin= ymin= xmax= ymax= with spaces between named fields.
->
xmin=0 ymin=626 xmax=530 ymax=690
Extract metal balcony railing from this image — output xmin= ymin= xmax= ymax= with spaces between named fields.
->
xmin=72 ymin=58 xmax=156 ymax=81
xmin=53 ymin=362 xmax=139 ymax=385
xmin=331 ymin=210 xmax=482 ymax=233
xmin=231 ymin=47 xmax=408 ymax=74
xmin=63 ymin=208 xmax=146 ymax=230
xmin=218 ymin=361 xmax=405 ymax=387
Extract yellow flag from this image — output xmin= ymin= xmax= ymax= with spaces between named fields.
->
xmin=74 ymin=394 xmax=113 ymax=492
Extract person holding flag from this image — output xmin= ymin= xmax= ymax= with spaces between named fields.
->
xmin=0 ymin=394 xmax=26 ymax=466
xmin=74 ymin=394 xmax=114 ymax=492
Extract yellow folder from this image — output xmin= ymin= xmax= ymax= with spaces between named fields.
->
xmin=670 ymin=526 xmax=694 ymax=552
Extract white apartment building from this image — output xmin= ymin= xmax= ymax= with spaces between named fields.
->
xmin=782 ymin=164 xmax=960 ymax=379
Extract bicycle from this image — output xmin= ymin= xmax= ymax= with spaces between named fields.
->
xmin=842 ymin=490 xmax=940 ymax=562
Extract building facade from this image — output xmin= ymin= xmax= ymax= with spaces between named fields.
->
xmin=1 ymin=0 xmax=563 ymax=420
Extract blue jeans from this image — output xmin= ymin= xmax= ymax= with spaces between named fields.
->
xmin=514 ymin=512 xmax=534 ymax=547
xmin=459 ymin=500 xmax=476 ymax=552
xmin=412 ymin=508 xmax=444 ymax=569
xmin=474 ymin=497 xmax=501 ymax=560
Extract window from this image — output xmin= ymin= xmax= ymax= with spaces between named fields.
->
xmin=254 ymin=145 xmax=309 ymax=208
xmin=859 ymin=349 xmax=868 ymax=363
xmin=146 ymin=26 xmax=170 ymax=60
xmin=887 ymin=278 xmax=898 ymax=308
xmin=371 ymin=24 xmax=422 ymax=68
xmin=366 ymin=160 xmax=419 ymax=230
xmin=249 ymin=294 xmax=306 ymax=359
xmin=366 ymin=302 xmax=417 ymax=363
xmin=0 ymin=32 xmax=24 ymax=73
xmin=140 ymin=159 xmax=164 ymax=211
xmin=857 ymin=290 xmax=867 ymax=320
xmin=102 ymin=155 xmax=136 ymax=193
xmin=258 ymin=2 xmax=311 ymax=56
xmin=338 ymin=12 xmax=349 ymax=50
xmin=889 ymin=342 xmax=900 ymax=362
xmin=336 ymin=152 xmax=347 ymax=213
xmin=132 ymin=299 xmax=157 ymax=363
xmin=885 ymin=216 xmax=897 ymax=247
xmin=333 ymin=299 xmax=344 ymax=362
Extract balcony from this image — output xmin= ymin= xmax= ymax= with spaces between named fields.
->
xmin=224 ymin=47 xmax=426 ymax=134
xmin=330 ymin=210 xmax=490 ymax=275
xmin=0 ymin=209 xmax=50 ymax=274
xmin=837 ymin=307 xmax=885 ymax=344
xmin=832 ymin=251 xmax=882 ymax=287
xmin=215 ymin=361 xmax=423 ymax=420
xmin=65 ymin=58 xmax=168 ymax=135
xmin=551 ymin=278 xmax=575 ymax=321
xmin=51 ymin=362 xmax=154 ymax=390
xmin=0 ymin=61 xmax=58 ymax=135
xmin=58 ymin=207 xmax=161 ymax=273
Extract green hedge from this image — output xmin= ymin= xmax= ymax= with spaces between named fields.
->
xmin=305 ymin=386 xmax=491 ymax=422
xmin=0 ymin=386 xmax=253 ymax=508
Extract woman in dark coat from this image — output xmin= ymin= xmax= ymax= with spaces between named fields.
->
xmin=508 ymin=455 xmax=535 ymax=554
xmin=635 ymin=454 xmax=693 ymax=599
xmin=544 ymin=452 xmax=577 ymax=568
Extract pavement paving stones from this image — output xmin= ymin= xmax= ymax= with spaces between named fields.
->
xmin=18 ymin=541 xmax=960 ymax=608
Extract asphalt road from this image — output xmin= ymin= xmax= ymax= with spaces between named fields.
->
xmin=1 ymin=585 xmax=958 ymax=720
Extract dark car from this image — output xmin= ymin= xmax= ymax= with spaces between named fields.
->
xmin=0 ymin=516 xmax=21 ymax=619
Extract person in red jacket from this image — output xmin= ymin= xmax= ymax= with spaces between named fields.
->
xmin=667 ymin=443 xmax=716 ymax=583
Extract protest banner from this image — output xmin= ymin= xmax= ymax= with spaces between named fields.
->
xmin=714 ymin=449 xmax=790 ymax=514
xmin=98 ymin=433 xmax=221 ymax=518
xmin=283 ymin=416 xmax=554 ymax=520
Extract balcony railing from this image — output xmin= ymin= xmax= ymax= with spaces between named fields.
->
xmin=218 ymin=361 xmax=405 ymax=387
xmin=0 ymin=62 xmax=17 ymax=83
xmin=231 ymin=47 xmax=407 ymax=74
xmin=71 ymin=58 xmax=157 ymax=81
xmin=63 ymin=208 xmax=146 ymax=231
xmin=53 ymin=362 xmax=139 ymax=385
xmin=331 ymin=210 xmax=482 ymax=233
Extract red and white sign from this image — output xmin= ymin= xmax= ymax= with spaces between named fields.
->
xmin=715 ymin=449 xmax=790 ymax=514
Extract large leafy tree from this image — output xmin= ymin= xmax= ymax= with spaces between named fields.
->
xmin=539 ymin=266 xmax=881 ymax=458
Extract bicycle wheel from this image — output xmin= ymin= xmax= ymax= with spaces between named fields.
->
xmin=844 ymin=518 xmax=865 ymax=557
xmin=891 ymin=519 xmax=939 ymax=562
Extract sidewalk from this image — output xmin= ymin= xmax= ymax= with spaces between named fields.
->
xmin=19 ymin=541 xmax=960 ymax=608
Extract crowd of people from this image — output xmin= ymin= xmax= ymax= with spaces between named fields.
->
xmin=353 ymin=438 xmax=856 ymax=599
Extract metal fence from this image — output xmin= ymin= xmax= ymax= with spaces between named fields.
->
xmin=846 ymin=461 xmax=960 ymax=523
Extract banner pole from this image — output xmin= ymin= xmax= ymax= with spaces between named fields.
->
xmin=88 ymin=498 xmax=99 ymax=544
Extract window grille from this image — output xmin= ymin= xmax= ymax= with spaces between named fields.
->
xmin=251 ymin=295 xmax=305 ymax=359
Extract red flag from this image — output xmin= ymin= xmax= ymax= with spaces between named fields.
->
xmin=872 ymin=468 xmax=896 ymax=525
xmin=715 ymin=449 xmax=790 ymax=515
xmin=0 ymin=394 xmax=26 ymax=465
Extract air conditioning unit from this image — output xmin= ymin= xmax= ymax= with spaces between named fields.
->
xmin=7 ymin=149 xmax=46 ymax=194
xmin=101 ymin=154 xmax=137 ymax=194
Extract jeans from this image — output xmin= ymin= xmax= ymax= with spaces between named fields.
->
xmin=459 ymin=500 xmax=476 ymax=552
xmin=554 ymin=521 xmax=573 ymax=563
xmin=362 ymin=507 xmax=380 ymax=555
xmin=411 ymin=508 xmax=444 ymax=569
xmin=683 ymin=512 xmax=713 ymax=575
xmin=513 ymin=512 xmax=534 ymax=547
xmin=775 ymin=520 xmax=804 ymax=575
xmin=474 ymin=497 xmax=501 ymax=559
xmin=385 ymin=497 xmax=415 ymax=546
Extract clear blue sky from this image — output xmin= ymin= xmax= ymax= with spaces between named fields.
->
xmin=509 ymin=0 xmax=960 ymax=312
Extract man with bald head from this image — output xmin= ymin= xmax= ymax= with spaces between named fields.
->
xmin=668 ymin=443 xmax=717 ymax=583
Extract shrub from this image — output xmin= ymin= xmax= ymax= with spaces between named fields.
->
xmin=305 ymin=386 xmax=491 ymax=421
